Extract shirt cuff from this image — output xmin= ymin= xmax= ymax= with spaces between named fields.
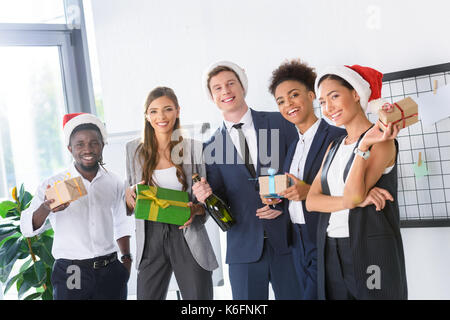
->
xmin=114 ymin=215 xmax=134 ymax=241
xmin=19 ymin=208 xmax=49 ymax=237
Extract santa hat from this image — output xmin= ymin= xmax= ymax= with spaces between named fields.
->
xmin=63 ymin=113 xmax=107 ymax=146
xmin=202 ymin=60 xmax=248 ymax=101
xmin=315 ymin=65 xmax=385 ymax=113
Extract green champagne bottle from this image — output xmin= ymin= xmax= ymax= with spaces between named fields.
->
xmin=192 ymin=174 xmax=235 ymax=231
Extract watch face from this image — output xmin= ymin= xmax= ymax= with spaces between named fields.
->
xmin=355 ymin=148 xmax=370 ymax=159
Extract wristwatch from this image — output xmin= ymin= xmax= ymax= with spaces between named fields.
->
xmin=354 ymin=147 xmax=370 ymax=160
xmin=121 ymin=253 xmax=133 ymax=262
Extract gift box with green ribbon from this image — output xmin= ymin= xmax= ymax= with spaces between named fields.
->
xmin=135 ymin=184 xmax=190 ymax=226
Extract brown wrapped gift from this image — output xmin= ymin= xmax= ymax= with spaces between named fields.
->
xmin=45 ymin=176 xmax=87 ymax=209
xmin=258 ymin=174 xmax=290 ymax=198
xmin=378 ymin=97 xmax=419 ymax=131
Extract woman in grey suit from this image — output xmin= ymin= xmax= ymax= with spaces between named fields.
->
xmin=125 ymin=86 xmax=218 ymax=300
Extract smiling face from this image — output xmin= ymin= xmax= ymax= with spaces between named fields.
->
xmin=145 ymin=95 xmax=180 ymax=135
xmin=68 ymin=129 xmax=104 ymax=172
xmin=274 ymin=80 xmax=316 ymax=128
xmin=318 ymin=78 xmax=361 ymax=127
xmin=208 ymin=70 xmax=246 ymax=115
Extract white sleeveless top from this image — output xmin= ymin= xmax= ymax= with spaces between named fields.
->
xmin=326 ymin=140 xmax=394 ymax=238
xmin=152 ymin=166 xmax=183 ymax=191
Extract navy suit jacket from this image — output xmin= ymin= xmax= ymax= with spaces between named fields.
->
xmin=282 ymin=119 xmax=345 ymax=245
xmin=204 ymin=108 xmax=297 ymax=264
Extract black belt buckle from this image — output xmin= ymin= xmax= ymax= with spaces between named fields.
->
xmin=93 ymin=260 xmax=108 ymax=269
xmin=92 ymin=253 xmax=116 ymax=269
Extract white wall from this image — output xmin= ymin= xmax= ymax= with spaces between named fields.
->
xmin=88 ymin=0 xmax=450 ymax=299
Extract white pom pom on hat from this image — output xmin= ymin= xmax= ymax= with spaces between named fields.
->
xmin=202 ymin=60 xmax=248 ymax=101
xmin=315 ymin=64 xmax=386 ymax=114
xmin=63 ymin=113 xmax=107 ymax=146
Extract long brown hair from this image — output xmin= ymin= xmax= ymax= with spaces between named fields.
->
xmin=137 ymin=87 xmax=187 ymax=191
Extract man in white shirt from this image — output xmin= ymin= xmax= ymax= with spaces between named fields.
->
xmin=20 ymin=113 xmax=133 ymax=300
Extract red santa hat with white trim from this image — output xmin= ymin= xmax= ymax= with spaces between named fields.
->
xmin=315 ymin=64 xmax=386 ymax=114
xmin=62 ymin=113 xmax=107 ymax=146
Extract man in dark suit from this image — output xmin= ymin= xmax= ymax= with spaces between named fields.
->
xmin=265 ymin=59 xmax=345 ymax=299
xmin=192 ymin=61 xmax=301 ymax=299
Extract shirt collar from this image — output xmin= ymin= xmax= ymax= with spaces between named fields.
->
xmin=223 ymin=107 xmax=253 ymax=133
xmin=297 ymin=119 xmax=320 ymax=142
xmin=69 ymin=162 xmax=105 ymax=182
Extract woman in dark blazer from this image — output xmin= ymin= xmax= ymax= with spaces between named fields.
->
xmin=306 ymin=65 xmax=408 ymax=300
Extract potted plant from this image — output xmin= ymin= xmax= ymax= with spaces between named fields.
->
xmin=0 ymin=184 xmax=54 ymax=300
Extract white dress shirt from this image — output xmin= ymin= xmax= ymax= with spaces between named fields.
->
xmin=20 ymin=163 xmax=134 ymax=260
xmin=288 ymin=119 xmax=320 ymax=224
xmin=223 ymin=107 xmax=258 ymax=172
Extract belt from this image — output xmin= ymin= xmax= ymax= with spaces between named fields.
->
xmin=59 ymin=252 xmax=118 ymax=270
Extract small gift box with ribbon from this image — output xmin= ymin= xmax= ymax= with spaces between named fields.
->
xmin=135 ymin=184 xmax=190 ymax=226
xmin=378 ymin=97 xmax=419 ymax=131
xmin=45 ymin=173 xmax=87 ymax=209
xmin=258 ymin=168 xmax=290 ymax=198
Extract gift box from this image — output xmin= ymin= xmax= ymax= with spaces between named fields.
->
xmin=135 ymin=185 xmax=190 ymax=226
xmin=258 ymin=171 xmax=290 ymax=198
xmin=45 ymin=176 xmax=87 ymax=209
xmin=378 ymin=97 xmax=419 ymax=131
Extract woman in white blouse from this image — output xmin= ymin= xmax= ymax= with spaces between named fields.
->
xmin=125 ymin=87 xmax=218 ymax=300
xmin=306 ymin=65 xmax=408 ymax=300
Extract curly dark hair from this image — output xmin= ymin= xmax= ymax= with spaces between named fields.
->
xmin=268 ymin=59 xmax=317 ymax=96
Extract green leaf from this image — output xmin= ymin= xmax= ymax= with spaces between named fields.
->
xmin=0 ymin=235 xmax=23 ymax=267
xmin=23 ymin=260 xmax=46 ymax=288
xmin=43 ymin=267 xmax=53 ymax=300
xmin=20 ymin=192 xmax=33 ymax=211
xmin=19 ymin=258 xmax=33 ymax=273
xmin=3 ymin=273 xmax=21 ymax=294
xmin=0 ymin=224 xmax=18 ymax=236
xmin=0 ymin=254 xmax=20 ymax=283
xmin=38 ymin=236 xmax=54 ymax=267
xmin=24 ymin=292 xmax=42 ymax=300
xmin=18 ymin=184 xmax=25 ymax=204
xmin=42 ymin=228 xmax=54 ymax=237
xmin=42 ymin=286 xmax=53 ymax=300
xmin=17 ymin=276 xmax=33 ymax=299
xmin=0 ymin=201 xmax=17 ymax=218
xmin=0 ymin=225 xmax=19 ymax=243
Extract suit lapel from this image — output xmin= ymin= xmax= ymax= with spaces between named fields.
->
xmin=303 ymin=119 xmax=329 ymax=183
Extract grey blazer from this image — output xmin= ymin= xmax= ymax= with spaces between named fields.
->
xmin=125 ymin=137 xmax=219 ymax=272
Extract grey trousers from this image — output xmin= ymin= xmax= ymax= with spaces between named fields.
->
xmin=137 ymin=221 xmax=213 ymax=300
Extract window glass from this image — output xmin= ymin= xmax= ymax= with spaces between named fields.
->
xmin=0 ymin=0 xmax=66 ymax=24
xmin=0 ymin=46 xmax=70 ymax=198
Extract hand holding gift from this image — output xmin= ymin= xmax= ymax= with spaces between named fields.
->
xmin=360 ymin=121 xmax=401 ymax=151
xmin=44 ymin=173 xmax=87 ymax=210
xmin=41 ymin=185 xmax=71 ymax=213
xmin=278 ymin=173 xmax=310 ymax=202
xmin=258 ymin=168 xmax=293 ymax=204
xmin=377 ymin=97 xmax=419 ymax=131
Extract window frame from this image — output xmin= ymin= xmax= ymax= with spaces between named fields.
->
xmin=0 ymin=0 xmax=96 ymax=115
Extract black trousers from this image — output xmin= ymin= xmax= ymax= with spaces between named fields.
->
xmin=324 ymin=237 xmax=358 ymax=300
xmin=137 ymin=221 xmax=213 ymax=300
xmin=51 ymin=253 xmax=129 ymax=300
